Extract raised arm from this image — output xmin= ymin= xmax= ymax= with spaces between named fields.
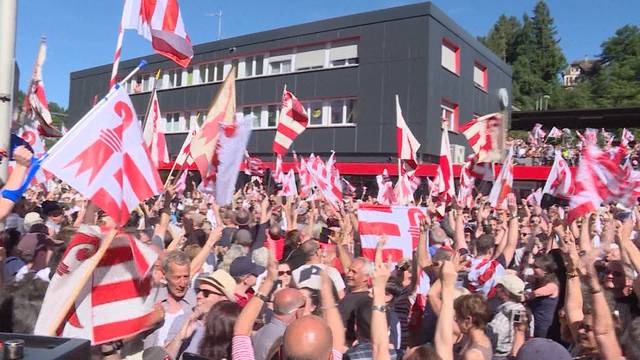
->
xmin=452 ymin=209 xmax=468 ymax=252
xmin=233 ymin=253 xmax=277 ymax=336
xmin=320 ymin=269 xmax=347 ymax=353
xmin=417 ymin=218 xmax=433 ymax=270
xmin=0 ymin=146 xmax=33 ymax=220
xmin=154 ymin=185 xmax=175 ymax=242
xmin=435 ymin=260 xmax=456 ymax=360
xmin=371 ymin=238 xmax=391 ymax=360
xmin=189 ymin=226 xmax=222 ymax=278
xmin=501 ymin=194 xmax=520 ymax=266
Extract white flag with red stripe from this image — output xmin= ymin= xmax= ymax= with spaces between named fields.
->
xmin=306 ymin=154 xmax=343 ymax=208
xmin=297 ymin=154 xmax=312 ymax=198
xmin=436 ymin=126 xmax=455 ymax=203
xmin=542 ymin=151 xmax=574 ymax=199
xmin=395 ymin=95 xmax=421 ymax=167
xmin=274 ymin=153 xmax=284 ymax=183
xmin=281 ymin=169 xmax=298 ymax=197
xmin=174 ymin=125 xmax=199 ymax=168
xmin=458 ymin=159 xmax=476 ymax=209
xmin=460 ymin=113 xmax=502 ymax=162
xmin=23 ymin=37 xmax=62 ymax=138
xmin=357 ymin=204 xmax=427 ymax=262
xmin=41 ymin=86 xmax=163 ymax=226
xmin=488 ymin=147 xmax=514 ymax=209
xmin=466 ymin=257 xmax=505 ymax=299
xmin=174 ymin=170 xmax=188 ymax=194
xmin=394 ymin=170 xmax=421 ymax=205
xmin=273 ymin=89 xmax=309 ymax=155
xmin=376 ymin=169 xmax=396 ymax=205
xmin=34 ymin=226 xmax=158 ymax=344
xmin=142 ymin=87 xmax=169 ymax=168
xmin=122 ymin=0 xmax=193 ymax=67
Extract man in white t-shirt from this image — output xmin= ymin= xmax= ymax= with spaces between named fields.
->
xmin=292 ymin=240 xmax=345 ymax=298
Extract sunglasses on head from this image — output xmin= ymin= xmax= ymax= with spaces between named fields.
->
xmin=196 ymin=287 xmax=224 ymax=298
xmin=278 ymin=270 xmax=292 ymax=276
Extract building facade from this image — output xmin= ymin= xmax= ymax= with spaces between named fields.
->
xmin=67 ymin=2 xmax=512 ymax=173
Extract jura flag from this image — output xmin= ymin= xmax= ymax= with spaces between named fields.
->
xmin=396 ymin=95 xmax=421 ymax=167
xmin=42 ymin=86 xmax=163 ymax=226
xmin=273 ymin=89 xmax=309 ymax=155
xmin=175 ymin=126 xmax=198 ymax=167
xmin=122 ymin=0 xmax=193 ymax=67
xmin=215 ymin=114 xmax=253 ymax=205
xmin=460 ymin=113 xmax=503 ymax=162
xmin=142 ymin=87 xmax=169 ymax=167
xmin=436 ymin=125 xmax=455 ymax=203
xmin=488 ymin=147 xmax=514 ymax=209
xmin=542 ymin=152 xmax=574 ymax=199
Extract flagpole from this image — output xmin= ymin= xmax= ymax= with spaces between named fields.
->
xmin=141 ymin=70 xmax=161 ymax=131
xmin=164 ymin=160 xmax=180 ymax=188
xmin=0 ymin=0 xmax=17 ymax=181
xmin=109 ymin=1 xmax=127 ymax=88
xmin=46 ymin=229 xmax=119 ymax=336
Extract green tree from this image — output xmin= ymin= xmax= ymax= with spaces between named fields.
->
xmin=590 ymin=25 xmax=640 ymax=107
xmin=479 ymin=15 xmax=521 ymax=63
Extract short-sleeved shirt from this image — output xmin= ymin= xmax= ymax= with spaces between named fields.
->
xmin=142 ymin=286 xmax=196 ymax=349
xmin=292 ymin=263 xmax=345 ymax=292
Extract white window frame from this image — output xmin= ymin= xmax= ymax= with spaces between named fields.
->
xmin=441 ymin=103 xmax=456 ymax=132
xmin=473 ymin=62 xmax=487 ymax=91
xmin=441 ymin=40 xmax=459 ymax=75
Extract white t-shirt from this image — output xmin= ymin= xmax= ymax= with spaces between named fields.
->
xmin=156 ymin=309 xmax=184 ymax=346
xmin=292 ymin=263 xmax=345 ymax=292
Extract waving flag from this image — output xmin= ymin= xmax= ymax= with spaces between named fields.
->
xmin=488 ymin=147 xmax=514 ymax=209
xmin=41 ymin=86 xmax=162 ymax=226
xmin=190 ymin=66 xmax=236 ymax=186
xmin=297 ymin=154 xmax=312 ymax=199
xmin=460 ymin=113 xmax=503 ymax=162
xmin=358 ymin=204 xmax=427 ymax=262
xmin=395 ymin=95 xmax=421 ymax=167
xmin=17 ymin=124 xmax=50 ymax=185
xmin=547 ymin=127 xmax=562 ymax=139
xmin=273 ymin=89 xmax=309 ymax=155
xmin=174 ymin=126 xmax=198 ymax=167
xmin=458 ymin=158 xmax=477 ymax=208
xmin=121 ymin=0 xmax=193 ymax=67
xmin=23 ymin=37 xmax=62 ymax=138
xmin=242 ymin=152 xmax=264 ymax=176
xmin=395 ymin=171 xmax=421 ymax=205
xmin=436 ymin=126 xmax=455 ymax=203
xmin=274 ymin=153 xmax=284 ymax=183
xmin=215 ymin=114 xmax=253 ymax=205
xmin=306 ymin=154 xmax=343 ymax=208
xmin=281 ymin=169 xmax=298 ymax=197
xmin=542 ymin=152 xmax=574 ymax=199
xmin=174 ymin=170 xmax=188 ymax=194
xmin=622 ymin=128 xmax=635 ymax=147
xmin=142 ymin=87 xmax=169 ymax=167
xmin=34 ymin=226 xmax=158 ymax=344
xmin=376 ymin=169 xmax=396 ymax=205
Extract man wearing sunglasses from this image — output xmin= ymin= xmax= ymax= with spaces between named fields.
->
xmin=166 ymin=269 xmax=237 ymax=359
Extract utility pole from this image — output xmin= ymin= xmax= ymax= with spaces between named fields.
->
xmin=206 ymin=11 xmax=223 ymax=40
xmin=0 ymin=0 xmax=17 ymax=181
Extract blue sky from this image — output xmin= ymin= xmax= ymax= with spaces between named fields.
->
xmin=15 ymin=0 xmax=640 ymax=108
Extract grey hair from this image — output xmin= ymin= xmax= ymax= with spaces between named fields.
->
xmin=161 ymin=250 xmax=191 ymax=274
xmin=354 ymin=257 xmax=374 ymax=276
xmin=218 ymin=244 xmax=248 ymax=273
xmin=252 ymin=247 xmax=269 ymax=268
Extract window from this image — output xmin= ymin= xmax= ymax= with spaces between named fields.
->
xmin=441 ymin=39 xmax=460 ymax=75
xmin=165 ymin=112 xmax=181 ymax=133
xmin=215 ymin=62 xmax=224 ymax=81
xmin=330 ymin=100 xmax=344 ymax=124
xmin=441 ymin=100 xmax=459 ymax=132
xmin=296 ymin=45 xmax=326 ymax=71
xmin=306 ymin=102 xmax=324 ymax=125
xmin=267 ymin=105 xmax=278 ymax=127
xmin=255 ymin=55 xmax=264 ymax=75
xmin=185 ymin=68 xmax=193 ymax=86
xmin=329 ymin=41 xmax=358 ymax=67
xmin=474 ymin=62 xmax=488 ymax=91
xmin=167 ymin=69 xmax=182 ymax=87
xmin=345 ymin=99 xmax=357 ymax=124
xmin=245 ymin=56 xmax=254 ymax=77
xmin=270 ymin=60 xmax=292 ymax=74
xmin=231 ymin=59 xmax=240 ymax=77
xmin=243 ymin=106 xmax=263 ymax=128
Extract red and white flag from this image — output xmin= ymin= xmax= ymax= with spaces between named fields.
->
xmin=174 ymin=170 xmax=188 ymax=194
xmin=274 ymin=153 xmax=284 ymax=183
xmin=601 ymin=128 xmax=614 ymax=146
xmin=436 ymin=126 xmax=455 ymax=203
xmin=567 ymin=145 xmax=629 ymax=223
xmin=357 ymin=204 xmax=428 ymax=262
xmin=467 ymin=257 xmax=505 ymax=299
xmin=121 ymin=0 xmax=193 ymax=67
xmin=190 ymin=66 xmax=236 ymax=186
xmin=532 ymin=123 xmax=546 ymax=142
xmin=297 ymin=154 xmax=312 ymax=199
xmin=460 ymin=113 xmax=502 ymax=162
xmin=395 ymin=95 xmax=421 ymax=167
xmin=23 ymin=37 xmax=62 ymax=138
xmin=376 ymin=169 xmax=396 ymax=205
xmin=458 ymin=159 xmax=477 ymax=209
xmin=142 ymin=87 xmax=169 ymax=168
xmin=273 ymin=89 xmax=309 ymax=155
xmin=174 ymin=126 xmax=199 ymax=168
xmin=542 ymin=152 xmax=574 ymax=199
xmin=526 ymin=188 xmax=542 ymax=206
xmin=488 ymin=147 xmax=514 ymax=209
xmin=547 ymin=126 xmax=562 ymax=139
xmin=34 ymin=226 xmax=158 ymax=344
xmin=242 ymin=152 xmax=264 ymax=176
xmin=394 ymin=170 xmax=421 ymax=205
xmin=306 ymin=154 xmax=343 ymax=208
xmin=281 ymin=169 xmax=298 ymax=197
xmin=17 ymin=124 xmax=50 ymax=186
xmin=622 ymin=128 xmax=635 ymax=147
xmin=41 ymin=86 xmax=163 ymax=226
xmin=215 ymin=114 xmax=253 ymax=205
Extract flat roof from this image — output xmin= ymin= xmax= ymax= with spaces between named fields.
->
xmin=71 ymin=2 xmax=511 ymax=80
xmin=511 ymin=107 xmax=640 ymax=130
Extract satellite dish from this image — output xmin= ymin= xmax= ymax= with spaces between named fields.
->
xmin=498 ymin=88 xmax=509 ymax=110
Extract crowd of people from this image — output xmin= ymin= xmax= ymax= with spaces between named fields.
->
xmin=1 ymin=144 xmax=640 ymax=360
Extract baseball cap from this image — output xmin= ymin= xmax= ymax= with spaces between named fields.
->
xmin=229 ymin=256 xmax=265 ymax=277
xmin=516 ymin=338 xmax=571 ymax=360
xmin=24 ymin=212 xmax=43 ymax=231
xmin=196 ymin=270 xmax=237 ymax=302
xmin=496 ymin=274 xmax=525 ymax=299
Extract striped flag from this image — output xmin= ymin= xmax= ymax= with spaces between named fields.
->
xmin=357 ymin=204 xmax=428 ymax=262
xmin=395 ymin=95 xmax=421 ymax=167
xmin=547 ymin=126 xmax=562 ymax=139
xmin=542 ymin=151 xmax=574 ymax=199
xmin=281 ymin=169 xmax=298 ymax=197
xmin=23 ymin=37 xmax=62 ymax=138
xmin=175 ymin=126 xmax=198 ymax=168
xmin=466 ymin=257 xmax=505 ymax=299
xmin=297 ymin=154 xmax=312 ymax=199
xmin=121 ymin=0 xmax=193 ymax=67
xmin=488 ymin=147 xmax=514 ymax=209
xmin=460 ymin=113 xmax=502 ymax=162
xmin=272 ymin=89 xmax=308 ymax=155
xmin=34 ymin=226 xmax=158 ymax=344
xmin=436 ymin=126 xmax=455 ymax=203
xmin=142 ymin=87 xmax=169 ymax=168
xmin=458 ymin=158 xmax=477 ymax=209
xmin=274 ymin=153 xmax=284 ymax=183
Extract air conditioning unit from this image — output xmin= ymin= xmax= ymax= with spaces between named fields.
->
xmin=449 ymin=144 xmax=466 ymax=164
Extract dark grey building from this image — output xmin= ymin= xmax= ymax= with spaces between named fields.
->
xmin=67 ymin=2 xmax=511 ymax=173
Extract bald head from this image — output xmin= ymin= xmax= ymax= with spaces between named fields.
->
xmin=283 ymin=315 xmax=332 ymax=360
xmin=274 ymin=288 xmax=305 ymax=316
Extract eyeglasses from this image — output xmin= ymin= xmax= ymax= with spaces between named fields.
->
xmin=278 ymin=270 xmax=292 ymax=276
xmin=196 ymin=287 xmax=224 ymax=298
